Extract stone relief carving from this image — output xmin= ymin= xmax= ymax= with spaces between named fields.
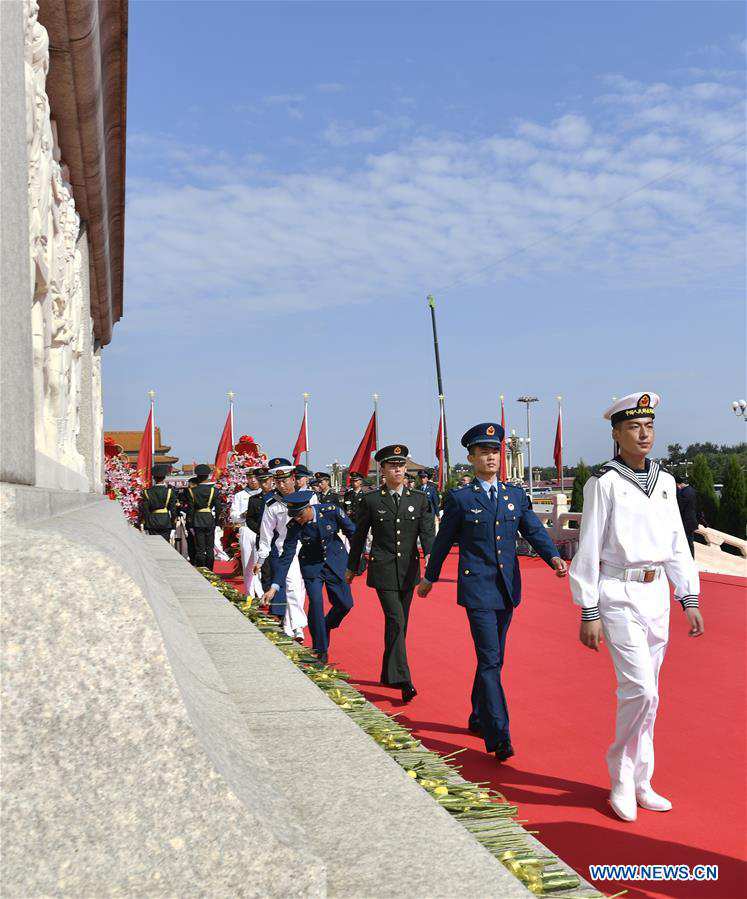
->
xmin=25 ymin=0 xmax=87 ymax=481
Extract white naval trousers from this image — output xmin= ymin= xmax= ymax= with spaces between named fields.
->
xmin=282 ymin=554 xmax=307 ymax=637
xmin=599 ymin=573 xmax=669 ymax=792
xmin=238 ymin=526 xmax=264 ymax=599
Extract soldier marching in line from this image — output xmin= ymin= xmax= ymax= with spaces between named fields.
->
xmin=185 ymin=464 xmax=225 ymax=569
xmin=347 ymin=445 xmax=435 ymax=702
xmin=265 ymin=490 xmax=357 ymax=663
xmin=139 ymin=464 xmax=177 ymax=541
xmin=418 ymin=423 xmax=567 ymax=761
xmin=569 ymin=392 xmax=703 ymax=822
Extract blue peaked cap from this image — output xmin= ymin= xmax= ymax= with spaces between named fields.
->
xmin=284 ymin=490 xmax=315 ymax=516
xmin=461 ymin=422 xmax=505 ymax=449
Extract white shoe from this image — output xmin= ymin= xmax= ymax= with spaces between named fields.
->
xmin=293 ymin=628 xmax=305 ymax=641
xmin=609 ymin=784 xmax=637 ymax=822
xmin=636 ymin=785 xmax=672 ymax=812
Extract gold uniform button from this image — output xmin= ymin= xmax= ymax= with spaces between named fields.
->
xmin=500 ymin=563 xmax=504 ymax=568
xmin=496 ymin=535 xmax=501 ymax=541
xmin=397 ymin=553 xmax=401 ymax=557
xmin=464 ymin=569 xmax=470 ymax=575
xmin=397 ymin=541 xmax=401 ymax=545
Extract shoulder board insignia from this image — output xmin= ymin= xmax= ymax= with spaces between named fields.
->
xmin=325 ymin=504 xmax=335 ymax=511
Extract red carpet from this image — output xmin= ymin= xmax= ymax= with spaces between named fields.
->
xmin=217 ymin=555 xmax=746 ymax=899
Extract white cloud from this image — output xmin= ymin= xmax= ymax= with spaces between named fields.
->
xmin=125 ymin=72 xmax=745 ymax=330
xmin=322 ymin=121 xmax=388 ymax=146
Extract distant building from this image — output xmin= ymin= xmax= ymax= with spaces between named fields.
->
xmin=104 ymin=428 xmax=179 ymax=466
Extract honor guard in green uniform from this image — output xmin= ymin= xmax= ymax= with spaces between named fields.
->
xmin=178 ymin=476 xmax=198 ymax=563
xmin=315 ymin=472 xmax=341 ymax=507
xmin=186 ymin=464 xmax=224 ymax=569
xmin=346 ymin=444 xmax=435 ymax=702
xmin=140 ymin=464 xmax=177 ymax=541
xmin=343 ymin=472 xmax=367 ymax=521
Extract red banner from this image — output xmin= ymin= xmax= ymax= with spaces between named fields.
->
xmin=499 ymin=397 xmax=508 ymax=482
xmin=347 ymin=411 xmax=377 ymax=485
xmin=213 ymin=407 xmax=234 ymax=481
xmin=136 ymin=408 xmax=153 ymax=487
xmin=292 ymin=408 xmax=308 ymax=465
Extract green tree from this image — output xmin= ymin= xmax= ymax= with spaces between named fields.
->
xmin=570 ymin=460 xmax=591 ymax=512
xmin=718 ymin=455 xmax=747 ymax=538
xmin=690 ymin=453 xmax=719 ymax=526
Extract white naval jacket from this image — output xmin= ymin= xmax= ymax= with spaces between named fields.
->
xmin=229 ymin=487 xmax=261 ymax=525
xmin=257 ymin=492 xmax=319 ymax=565
xmin=569 ymin=460 xmax=700 ymax=621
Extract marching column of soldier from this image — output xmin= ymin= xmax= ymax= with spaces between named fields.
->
xmin=137 ymin=392 xmax=703 ymax=816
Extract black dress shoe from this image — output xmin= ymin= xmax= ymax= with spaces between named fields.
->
xmin=495 ymin=740 xmax=515 ymax=761
xmin=401 ymin=683 xmax=418 ymax=702
xmin=467 ymin=720 xmax=482 ymax=735
xmin=316 ymin=651 xmax=328 ymax=664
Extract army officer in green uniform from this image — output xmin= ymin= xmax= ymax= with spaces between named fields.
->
xmin=346 ymin=444 xmax=435 ymax=702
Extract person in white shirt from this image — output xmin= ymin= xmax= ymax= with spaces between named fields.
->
xmin=229 ymin=467 xmax=262 ymax=595
xmin=256 ymin=458 xmax=311 ymax=640
xmin=569 ymin=391 xmax=704 ymax=822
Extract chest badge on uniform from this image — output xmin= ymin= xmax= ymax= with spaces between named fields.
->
xmin=470 ymin=508 xmax=482 ymax=514
xmin=507 ymin=503 xmax=515 ymax=510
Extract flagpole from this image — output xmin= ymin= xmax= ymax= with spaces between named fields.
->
xmin=557 ymin=395 xmax=564 ymax=492
xmin=372 ymin=392 xmax=380 ymax=488
xmin=438 ymin=393 xmax=446 ymax=488
xmin=427 ymin=295 xmax=450 ymax=472
xmin=303 ymin=392 xmax=310 ymax=469
xmin=227 ymin=391 xmax=235 ymax=448
xmin=147 ymin=389 xmax=156 ymax=456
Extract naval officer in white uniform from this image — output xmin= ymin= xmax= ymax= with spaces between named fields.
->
xmin=569 ymin=392 xmax=704 ymax=822
xmin=229 ymin=467 xmax=262 ymax=595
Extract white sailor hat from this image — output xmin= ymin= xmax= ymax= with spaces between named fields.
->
xmin=604 ymin=392 xmax=660 ymax=426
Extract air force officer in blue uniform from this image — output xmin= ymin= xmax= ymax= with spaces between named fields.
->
xmin=265 ymin=491 xmax=356 ymax=663
xmin=417 ymin=422 xmax=567 ymax=761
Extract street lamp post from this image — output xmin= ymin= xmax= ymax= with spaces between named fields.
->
xmin=731 ymin=399 xmax=747 ymax=422
xmin=517 ymin=396 xmax=539 ymax=500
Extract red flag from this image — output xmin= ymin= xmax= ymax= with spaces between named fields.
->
xmin=499 ymin=397 xmax=508 ymax=482
xmin=213 ymin=407 xmax=234 ymax=481
xmin=435 ymin=405 xmax=445 ymax=491
xmin=347 ymin=411 xmax=377 ymax=485
xmin=136 ymin=407 xmax=154 ymax=487
xmin=554 ymin=405 xmax=563 ymax=486
xmin=292 ymin=408 xmax=308 ymax=465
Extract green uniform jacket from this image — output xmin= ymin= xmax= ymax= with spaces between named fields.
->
xmin=140 ymin=485 xmax=177 ymax=531
xmin=347 ymin=487 xmax=435 ymax=591
xmin=186 ymin=483 xmax=224 ymax=529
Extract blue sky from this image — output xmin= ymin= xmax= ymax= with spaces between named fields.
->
xmin=106 ymin=1 xmax=746 ymax=471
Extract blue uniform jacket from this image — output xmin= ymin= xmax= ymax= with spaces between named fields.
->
xmin=420 ymin=482 xmax=440 ymax=515
xmin=274 ymin=503 xmax=357 ymax=584
xmin=424 ymin=479 xmax=558 ymax=610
